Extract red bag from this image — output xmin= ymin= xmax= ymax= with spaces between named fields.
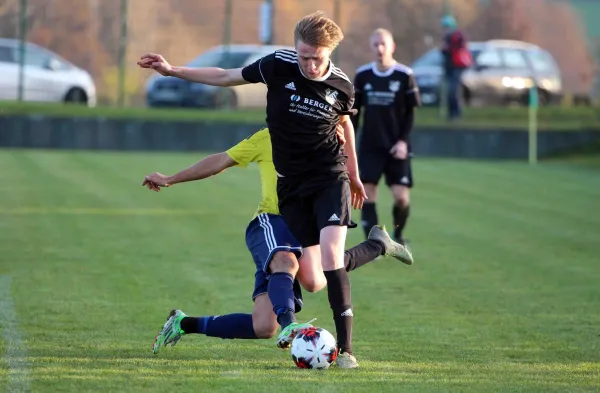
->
xmin=452 ymin=47 xmax=473 ymax=68
xmin=449 ymin=31 xmax=473 ymax=68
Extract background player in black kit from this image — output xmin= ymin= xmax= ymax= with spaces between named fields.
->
xmin=352 ymin=28 xmax=422 ymax=245
xmin=138 ymin=12 xmax=366 ymax=368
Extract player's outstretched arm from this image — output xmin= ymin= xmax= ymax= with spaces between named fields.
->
xmin=138 ymin=53 xmax=248 ymax=87
xmin=142 ymin=152 xmax=237 ymax=191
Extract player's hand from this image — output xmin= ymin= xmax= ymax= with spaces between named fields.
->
xmin=142 ymin=172 xmax=171 ymax=192
xmin=137 ymin=53 xmax=173 ymax=76
xmin=349 ymin=175 xmax=367 ymax=210
xmin=390 ymin=140 xmax=408 ymax=160
xmin=335 ymin=124 xmax=346 ymax=145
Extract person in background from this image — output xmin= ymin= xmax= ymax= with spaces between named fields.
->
xmin=440 ymin=15 xmax=472 ymax=121
xmin=352 ymin=29 xmax=421 ymax=246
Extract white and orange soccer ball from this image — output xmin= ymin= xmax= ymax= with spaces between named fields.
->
xmin=291 ymin=327 xmax=338 ymax=369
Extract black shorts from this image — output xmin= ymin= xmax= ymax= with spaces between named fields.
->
xmin=277 ymin=175 xmax=354 ymax=248
xmin=359 ymin=149 xmax=413 ymax=187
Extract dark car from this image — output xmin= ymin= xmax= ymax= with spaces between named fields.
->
xmin=412 ymin=39 xmax=563 ymax=107
xmin=145 ymin=44 xmax=293 ymax=109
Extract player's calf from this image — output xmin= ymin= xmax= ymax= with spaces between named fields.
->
xmin=252 ymin=295 xmax=280 ymax=339
xmin=361 ymin=183 xmax=379 ymax=239
xmin=268 ymin=251 xmax=300 ymax=330
xmin=320 ymin=225 xmax=355 ymax=356
xmin=391 ymin=186 xmax=410 ymax=244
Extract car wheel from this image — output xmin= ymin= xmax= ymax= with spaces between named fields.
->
xmin=214 ymin=88 xmax=237 ymax=109
xmin=461 ymin=85 xmax=471 ymax=107
xmin=64 ymin=88 xmax=88 ymax=105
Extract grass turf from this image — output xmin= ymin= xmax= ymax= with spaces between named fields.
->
xmin=1 ymin=101 xmax=599 ymax=130
xmin=0 ymin=150 xmax=599 ymax=392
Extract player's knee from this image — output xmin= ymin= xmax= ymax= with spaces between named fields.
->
xmin=269 ymin=251 xmax=299 ymax=275
xmin=253 ymin=318 xmax=279 ymax=339
xmin=319 ymin=226 xmax=347 ymax=271
xmin=299 ymin=276 xmax=327 ymax=293
xmin=393 ymin=188 xmax=410 ymax=207
xmin=319 ymin=246 xmax=345 ymax=271
xmin=394 ymin=196 xmax=409 ymax=208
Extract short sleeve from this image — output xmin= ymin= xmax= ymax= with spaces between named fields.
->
xmin=404 ymin=73 xmax=421 ymax=108
xmin=226 ymin=134 xmax=261 ymax=168
xmin=241 ymin=53 xmax=275 ymax=85
xmin=342 ymin=83 xmax=356 ymax=113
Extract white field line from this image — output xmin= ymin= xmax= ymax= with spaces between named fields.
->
xmin=0 ymin=275 xmax=30 ymax=392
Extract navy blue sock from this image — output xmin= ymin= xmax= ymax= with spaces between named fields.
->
xmin=180 ymin=314 xmax=257 ymax=339
xmin=267 ymin=272 xmax=297 ymax=329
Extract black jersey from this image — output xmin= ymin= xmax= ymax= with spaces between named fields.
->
xmin=241 ymin=49 xmax=355 ymax=178
xmin=352 ymin=62 xmax=421 ymax=151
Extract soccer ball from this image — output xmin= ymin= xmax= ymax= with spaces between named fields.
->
xmin=291 ymin=327 xmax=338 ymax=369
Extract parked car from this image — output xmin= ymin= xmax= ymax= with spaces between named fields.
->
xmin=145 ymin=44 xmax=293 ymax=109
xmin=0 ymin=38 xmax=96 ymax=106
xmin=412 ymin=39 xmax=563 ymax=107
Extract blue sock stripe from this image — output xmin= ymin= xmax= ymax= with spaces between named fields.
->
xmin=198 ymin=316 xmax=209 ymax=334
xmin=273 ymin=306 xmax=287 ymax=316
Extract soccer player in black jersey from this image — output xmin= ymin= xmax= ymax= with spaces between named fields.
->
xmin=352 ymin=28 xmax=422 ymax=245
xmin=138 ymin=12 xmax=366 ymax=368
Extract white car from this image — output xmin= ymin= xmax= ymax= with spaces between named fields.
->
xmin=0 ymin=38 xmax=96 ymax=106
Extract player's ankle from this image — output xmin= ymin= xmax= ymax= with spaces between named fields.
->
xmin=180 ymin=317 xmax=203 ymax=334
xmin=339 ymin=347 xmax=353 ymax=355
xmin=277 ymin=311 xmax=296 ymax=329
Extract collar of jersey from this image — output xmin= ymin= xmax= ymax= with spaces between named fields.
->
xmin=297 ymin=60 xmax=333 ymax=82
xmin=371 ymin=61 xmax=397 ymax=78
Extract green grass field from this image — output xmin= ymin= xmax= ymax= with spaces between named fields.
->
xmin=1 ymin=149 xmax=599 ymax=392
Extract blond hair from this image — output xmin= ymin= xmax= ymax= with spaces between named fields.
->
xmin=371 ymin=28 xmax=394 ymax=41
xmin=294 ymin=11 xmax=344 ymax=49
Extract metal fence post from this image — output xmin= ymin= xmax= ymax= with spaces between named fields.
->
xmin=117 ymin=0 xmax=129 ymax=107
xmin=17 ymin=0 xmax=28 ymax=102
xmin=333 ymin=0 xmax=340 ymax=64
xmin=528 ymin=87 xmax=539 ymax=165
xmin=439 ymin=0 xmax=453 ymax=118
xmin=259 ymin=0 xmax=273 ymax=45
xmin=224 ymin=0 xmax=232 ymax=46
xmin=443 ymin=0 xmax=452 ymax=16
xmin=267 ymin=0 xmax=274 ymax=45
